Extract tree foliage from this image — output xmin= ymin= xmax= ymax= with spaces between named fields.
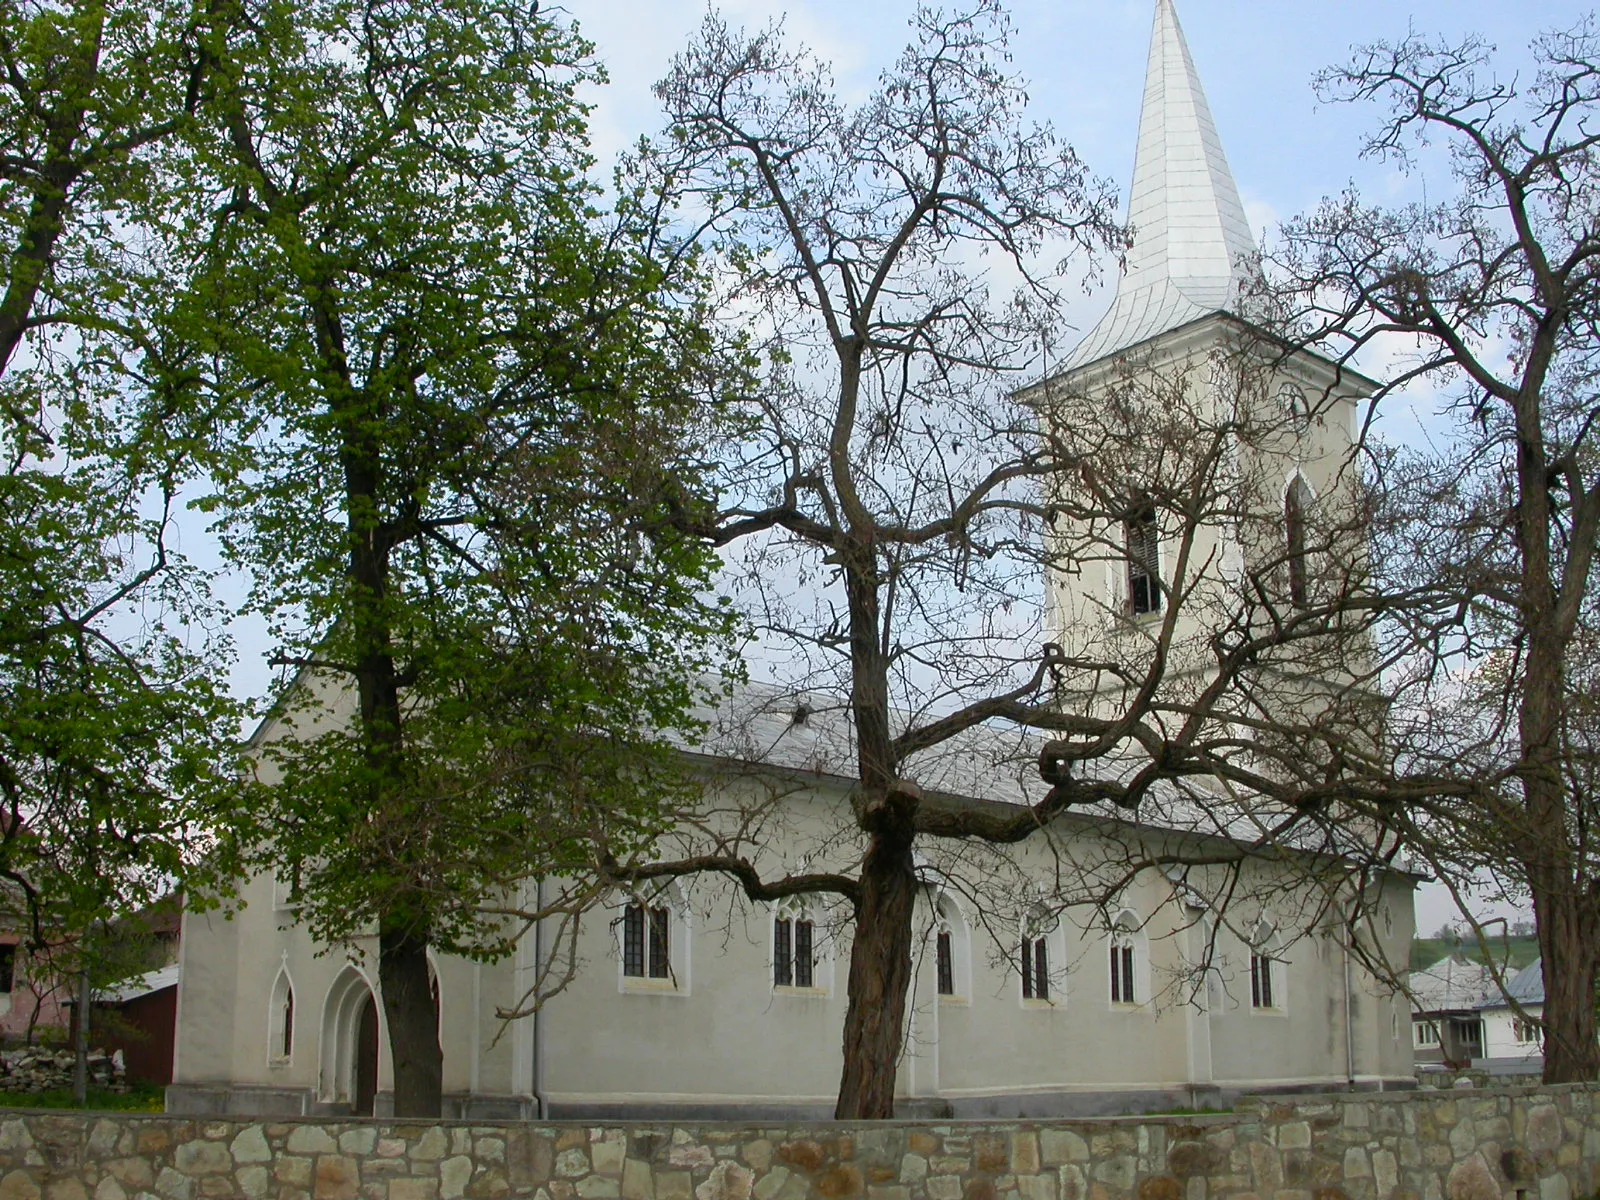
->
xmin=0 ymin=0 xmax=245 ymax=958
xmin=165 ymin=0 xmax=744 ymax=1115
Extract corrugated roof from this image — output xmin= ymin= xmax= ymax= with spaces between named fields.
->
xmin=1477 ymin=957 xmax=1544 ymax=1010
xmin=1409 ymin=955 xmax=1497 ymax=1012
xmin=1065 ymin=0 xmax=1257 ymax=370
xmin=95 ymin=963 xmax=180 ymax=1004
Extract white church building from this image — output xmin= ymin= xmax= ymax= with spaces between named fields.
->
xmin=168 ymin=0 xmax=1418 ymax=1120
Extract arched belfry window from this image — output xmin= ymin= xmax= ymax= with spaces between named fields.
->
xmin=1125 ymin=502 xmax=1162 ymax=615
xmin=1285 ymin=476 xmax=1312 ymax=609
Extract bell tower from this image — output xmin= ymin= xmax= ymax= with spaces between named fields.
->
xmin=1027 ymin=0 xmax=1373 ymax=712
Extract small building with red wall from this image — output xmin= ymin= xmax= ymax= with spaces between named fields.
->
xmin=91 ymin=966 xmax=180 ymax=1086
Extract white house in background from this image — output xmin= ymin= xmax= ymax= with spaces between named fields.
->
xmin=168 ymin=0 xmax=1419 ymax=1120
xmin=1409 ymin=956 xmax=1543 ymax=1076
xmin=1475 ymin=959 xmax=1546 ymax=1068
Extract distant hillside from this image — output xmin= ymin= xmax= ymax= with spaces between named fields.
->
xmin=1410 ymin=936 xmax=1540 ymax=972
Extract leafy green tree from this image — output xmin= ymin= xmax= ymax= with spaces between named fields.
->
xmin=0 ymin=0 xmax=251 ymax=1109
xmin=0 ymin=0 xmax=246 ymax=1031
xmin=173 ymin=0 xmax=742 ymax=1116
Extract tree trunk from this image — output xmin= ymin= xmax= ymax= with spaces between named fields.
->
xmin=834 ymin=816 xmax=918 ymax=1119
xmin=1531 ymin=882 xmax=1600 ymax=1083
xmin=71 ymin=966 xmax=90 ymax=1105
xmin=378 ymin=921 xmax=443 ymax=1117
xmin=1507 ymin=374 xmax=1600 ymax=1084
xmin=0 ymin=8 xmax=99 ymax=380
xmin=833 ymin=523 xmax=921 ymax=1120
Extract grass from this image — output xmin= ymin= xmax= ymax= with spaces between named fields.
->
xmin=0 ymin=1083 xmax=164 ymax=1112
xmin=1139 ymin=1105 xmax=1234 ymax=1117
xmin=1410 ymin=935 xmax=1540 ymax=972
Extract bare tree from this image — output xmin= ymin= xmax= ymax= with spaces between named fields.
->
xmin=489 ymin=0 xmax=1419 ymax=1118
xmin=1269 ymin=16 xmax=1600 ymax=1082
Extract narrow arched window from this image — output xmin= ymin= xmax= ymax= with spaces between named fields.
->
xmin=268 ymin=969 xmax=295 ymax=1064
xmin=1125 ymin=503 xmax=1162 ymax=615
xmin=623 ymin=901 xmax=671 ymax=978
xmin=934 ymin=895 xmax=968 ymax=1001
xmin=1251 ymin=919 xmax=1281 ymax=1010
xmin=1109 ymin=910 xmax=1143 ymax=1005
xmin=1285 ymin=477 xmax=1312 ymax=608
xmin=774 ymin=901 xmax=815 ymax=988
xmin=1020 ymin=907 xmax=1055 ymax=1002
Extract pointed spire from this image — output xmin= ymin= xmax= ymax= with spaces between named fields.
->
xmin=1065 ymin=0 xmax=1258 ymax=370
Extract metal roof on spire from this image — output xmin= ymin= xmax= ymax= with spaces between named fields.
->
xmin=1064 ymin=0 xmax=1258 ymax=370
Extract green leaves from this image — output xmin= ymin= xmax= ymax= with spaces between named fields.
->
xmin=168 ymin=0 xmax=745 ymax=956
xmin=0 ymin=0 xmax=252 ymax=949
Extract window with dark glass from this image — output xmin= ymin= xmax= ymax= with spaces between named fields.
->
xmin=1021 ymin=936 xmax=1049 ymax=1000
xmin=281 ymin=987 xmax=294 ymax=1058
xmin=623 ymin=902 xmax=671 ymax=979
xmin=1110 ymin=942 xmax=1136 ymax=1003
xmin=774 ymin=912 xmax=814 ymax=987
xmin=0 ymin=944 xmax=15 ymax=993
xmin=1286 ymin=477 xmax=1311 ymax=608
xmin=936 ymin=930 xmax=954 ymax=996
xmin=648 ymin=906 xmax=670 ymax=979
xmin=1125 ymin=505 xmax=1161 ymax=615
xmin=1250 ymin=952 xmax=1275 ymax=1009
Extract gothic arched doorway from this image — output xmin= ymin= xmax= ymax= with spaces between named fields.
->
xmin=354 ymin=993 xmax=379 ymax=1116
xmin=319 ymin=964 xmax=383 ymax=1113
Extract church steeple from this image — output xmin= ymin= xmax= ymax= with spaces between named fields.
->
xmin=1066 ymin=0 xmax=1257 ymax=370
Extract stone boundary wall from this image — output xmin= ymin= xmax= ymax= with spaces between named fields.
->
xmin=0 ymin=1085 xmax=1594 ymax=1200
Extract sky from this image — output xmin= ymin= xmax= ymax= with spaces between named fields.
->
xmin=208 ymin=0 xmax=1583 ymax=935
xmin=555 ymin=0 xmax=1587 ymax=938
xmin=572 ymin=0 xmax=1595 ymax=363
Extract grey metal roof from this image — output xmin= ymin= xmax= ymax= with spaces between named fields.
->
xmin=681 ymin=678 xmax=1373 ymax=860
xmin=1065 ymin=0 xmax=1258 ymax=370
xmin=95 ymin=963 xmax=180 ymax=1004
xmin=1408 ymin=956 xmax=1498 ymax=1013
xmin=683 ymin=678 xmax=1043 ymax=808
xmin=1477 ymin=958 xmax=1544 ymax=1010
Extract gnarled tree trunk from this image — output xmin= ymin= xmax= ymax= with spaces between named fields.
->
xmin=1529 ymin=864 xmax=1600 ymax=1082
xmin=834 ymin=814 xmax=918 ymax=1118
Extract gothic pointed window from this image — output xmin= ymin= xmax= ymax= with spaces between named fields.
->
xmin=774 ymin=901 xmax=815 ymax=989
xmin=1109 ymin=909 xmax=1144 ymax=1006
xmin=622 ymin=900 xmax=672 ymax=980
xmin=1125 ymin=504 xmax=1161 ymax=615
xmin=1250 ymin=919 xmax=1281 ymax=1010
xmin=1285 ymin=477 xmax=1312 ymax=608
xmin=934 ymin=895 xmax=968 ymax=1001
xmin=1020 ymin=907 xmax=1055 ymax=1002
xmin=268 ymin=968 xmax=295 ymax=1064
